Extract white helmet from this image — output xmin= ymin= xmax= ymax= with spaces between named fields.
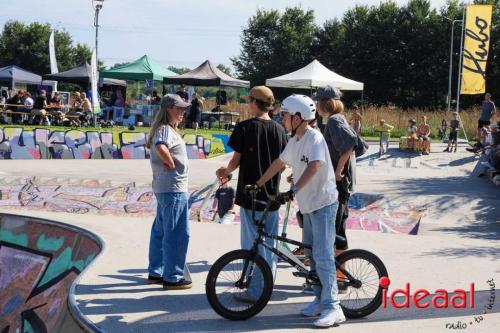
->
xmin=281 ymin=94 xmax=316 ymax=120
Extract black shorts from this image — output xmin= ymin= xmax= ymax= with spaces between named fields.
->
xmin=449 ymin=131 xmax=458 ymax=141
xmin=478 ymin=119 xmax=491 ymax=129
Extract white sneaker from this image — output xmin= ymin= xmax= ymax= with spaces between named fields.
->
xmin=313 ymin=308 xmax=346 ymax=327
xmin=300 ymin=298 xmax=321 ymax=317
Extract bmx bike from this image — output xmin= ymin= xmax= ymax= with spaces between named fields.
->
xmin=205 ymin=185 xmax=388 ymax=321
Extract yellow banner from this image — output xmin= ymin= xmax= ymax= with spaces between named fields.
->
xmin=461 ymin=4 xmax=493 ymax=95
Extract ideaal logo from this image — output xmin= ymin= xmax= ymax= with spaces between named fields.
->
xmin=379 ymin=277 xmax=496 ymax=330
xmin=380 ymin=277 xmax=475 ymax=309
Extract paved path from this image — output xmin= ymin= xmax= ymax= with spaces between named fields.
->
xmin=0 ymin=143 xmax=499 ymax=332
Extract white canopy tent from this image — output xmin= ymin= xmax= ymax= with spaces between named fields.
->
xmin=266 ymin=59 xmax=363 ymax=91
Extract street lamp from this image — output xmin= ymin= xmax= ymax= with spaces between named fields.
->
xmin=444 ymin=17 xmax=463 ymax=113
xmin=93 ymin=0 xmax=104 ymax=61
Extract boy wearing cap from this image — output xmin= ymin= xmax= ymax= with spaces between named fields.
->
xmin=444 ymin=112 xmax=462 ymax=153
xmin=257 ymin=94 xmax=344 ymax=328
xmin=216 ymin=86 xmax=287 ymax=301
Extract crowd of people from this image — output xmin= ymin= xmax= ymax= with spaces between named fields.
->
xmin=0 ymin=89 xmax=98 ymax=126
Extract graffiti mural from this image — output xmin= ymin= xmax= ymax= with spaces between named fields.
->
xmin=192 ymin=189 xmax=423 ymax=235
xmin=0 ymin=127 xmax=230 ymax=160
xmin=0 ymin=214 xmax=102 ymax=333
xmin=0 ymin=177 xmax=156 ymax=216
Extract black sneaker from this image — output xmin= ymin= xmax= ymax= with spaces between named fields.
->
xmin=163 ymin=278 xmax=192 ymax=290
xmin=147 ymin=275 xmax=163 ymax=284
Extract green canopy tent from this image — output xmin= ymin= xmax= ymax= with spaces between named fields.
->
xmin=100 ymin=55 xmax=177 ymax=81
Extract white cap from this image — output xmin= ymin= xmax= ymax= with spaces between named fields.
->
xmin=280 ymin=94 xmax=316 ymax=121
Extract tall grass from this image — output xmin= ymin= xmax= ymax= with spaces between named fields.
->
xmin=350 ymin=106 xmax=480 ymax=141
xmin=199 ymin=99 xmax=482 ymax=141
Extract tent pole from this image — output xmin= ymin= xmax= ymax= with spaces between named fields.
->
xmin=361 ymin=89 xmax=364 ymax=112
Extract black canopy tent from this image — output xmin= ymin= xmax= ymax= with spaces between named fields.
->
xmin=163 ymin=60 xmax=249 ymax=88
xmin=43 ymin=63 xmax=126 ymax=87
xmin=0 ymin=65 xmax=42 ymax=89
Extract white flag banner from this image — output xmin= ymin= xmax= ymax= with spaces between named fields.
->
xmin=49 ymin=31 xmax=58 ymax=74
xmin=91 ymin=49 xmax=101 ymax=114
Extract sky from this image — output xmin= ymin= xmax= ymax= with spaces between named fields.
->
xmin=0 ymin=0 xmax=448 ymax=70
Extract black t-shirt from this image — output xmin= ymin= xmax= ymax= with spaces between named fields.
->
xmin=228 ymin=118 xmax=288 ymax=211
xmin=33 ymin=96 xmax=46 ymax=110
xmin=215 ymin=187 xmax=235 ymax=217
xmin=176 ymin=90 xmax=189 ymax=102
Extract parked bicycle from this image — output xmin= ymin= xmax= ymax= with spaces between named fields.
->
xmin=206 ymin=185 xmax=388 ymax=321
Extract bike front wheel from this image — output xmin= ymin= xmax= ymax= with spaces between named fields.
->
xmin=206 ymin=249 xmax=274 ymax=320
xmin=337 ymin=249 xmax=388 ymax=319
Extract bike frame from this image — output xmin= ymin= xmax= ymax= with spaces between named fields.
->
xmin=238 ymin=191 xmax=360 ymax=289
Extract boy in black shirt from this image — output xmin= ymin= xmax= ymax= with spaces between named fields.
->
xmin=211 ymin=175 xmax=235 ymax=224
xmin=216 ymin=86 xmax=287 ymax=302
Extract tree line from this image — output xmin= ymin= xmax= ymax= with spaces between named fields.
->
xmin=231 ymin=0 xmax=499 ymax=109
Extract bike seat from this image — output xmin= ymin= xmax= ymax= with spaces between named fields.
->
xmin=336 ymin=235 xmax=346 ymax=243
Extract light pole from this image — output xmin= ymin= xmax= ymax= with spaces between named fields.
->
xmin=93 ymin=0 xmax=104 ymax=61
xmin=444 ymin=17 xmax=462 ymax=113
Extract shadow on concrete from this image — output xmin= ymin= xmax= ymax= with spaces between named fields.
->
xmin=388 ymin=176 xmax=500 ymax=241
xmin=418 ymin=246 xmax=500 ymax=258
xmin=82 ymin=290 xmax=498 ymax=332
xmin=448 ymin=155 xmax=479 ymax=167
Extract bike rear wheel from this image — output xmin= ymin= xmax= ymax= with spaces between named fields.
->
xmin=206 ymin=249 xmax=274 ymax=320
xmin=337 ymin=249 xmax=388 ymax=319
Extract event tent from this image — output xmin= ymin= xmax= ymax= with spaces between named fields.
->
xmin=99 ymin=55 xmax=177 ymax=81
xmin=164 ymin=60 xmax=249 ymax=88
xmin=0 ymin=65 xmax=42 ymax=88
xmin=43 ymin=63 xmax=126 ymax=86
xmin=265 ymin=59 xmax=363 ymax=91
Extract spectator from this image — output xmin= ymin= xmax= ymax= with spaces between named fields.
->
xmin=443 ymin=112 xmax=462 ymax=153
xmin=478 ymin=93 xmax=497 ymax=140
xmin=417 ymin=115 xmax=431 ymax=155
xmin=176 ymin=84 xmax=189 ymax=102
xmin=350 ymin=105 xmax=362 ymax=134
xmin=151 ymin=90 xmax=161 ymax=105
xmin=7 ymin=91 xmax=24 ymax=124
xmin=81 ymin=92 xmax=93 ymax=125
xmin=30 ymin=90 xmax=50 ymax=125
xmin=67 ymin=92 xmax=83 ymax=126
xmin=211 ymin=175 xmax=236 ymax=224
xmin=23 ymin=92 xmax=34 ymax=111
xmin=188 ymin=95 xmax=203 ymax=132
xmin=375 ymin=119 xmax=394 ymax=155
xmin=407 ymin=119 xmax=418 ymax=150
xmin=0 ymin=90 xmax=7 ymax=106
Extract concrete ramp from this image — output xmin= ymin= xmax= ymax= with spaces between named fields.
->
xmin=0 ymin=213 xmax=104 ymax=333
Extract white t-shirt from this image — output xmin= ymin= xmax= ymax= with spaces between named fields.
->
xmin=279 ymin=127 xmax=338 ymax=214
xmin=24 ymin=97 xmax=34 ymax=109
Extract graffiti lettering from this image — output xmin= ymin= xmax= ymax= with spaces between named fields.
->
xmin=0 ymin=127 xmax=230 ymax=160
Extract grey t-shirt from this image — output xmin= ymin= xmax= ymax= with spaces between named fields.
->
xmin=150 ymin=125 xmax=189 ymax=193
xmin=323 ymin=114 xmax=357 ymax=193
xmin=480 ymin=100 xmax=496 ymax=121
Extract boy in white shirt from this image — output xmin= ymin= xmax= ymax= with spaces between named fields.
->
xmin=256 ymin=94 xmax=344 ymax=328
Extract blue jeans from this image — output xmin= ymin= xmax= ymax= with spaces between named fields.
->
xmin=303 ymin=202 xmax=340 ymax=310
xmin=240 ymin=208 xmax=279 ymax=297
xmin=148 ymin=192 xmax=190 ymax=283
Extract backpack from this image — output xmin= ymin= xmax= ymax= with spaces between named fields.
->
xmin=355 ymin=134 xmax=369 ymax=157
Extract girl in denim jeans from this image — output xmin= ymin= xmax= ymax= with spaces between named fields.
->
xmin=146 ymin=94 xmax=192 ymax=290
